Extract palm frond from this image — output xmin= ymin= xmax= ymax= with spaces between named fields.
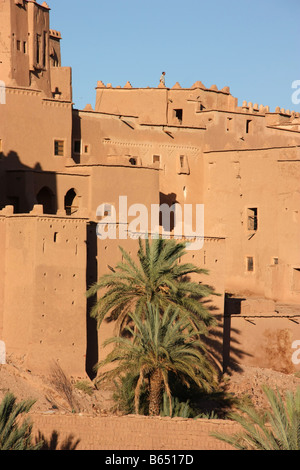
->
xmin=96 ymin=302 xmax=216 ymax=415
xmin=212 ymin=386 xmax=300 ymax=450
xmin=0 ymin=393 xmax=43 ymax=450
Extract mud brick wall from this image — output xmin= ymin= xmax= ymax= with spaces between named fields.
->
xmin=30 ymin=413 xmax=241 ymax=450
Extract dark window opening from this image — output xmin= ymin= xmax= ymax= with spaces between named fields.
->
xmin=174 ymin=109 xmax=183 ymax=124
xmin=197 ymin=102 xmax=205 ymax=112
xmin=246 ymin=119 xmax=252 ymax=134
xmin=180 ymin=155 xmax=185 ymax=168
xmin=16 ymin=40 xmax=21 ymax=51
xmin=129 ymin=157 xmax=137 ymax=166
xmin=153 ymin=155 xmax=160 ymax=164
xmin=43 ymin=31 xmax=47 ymax=68
xmin=36 ymin=34 xmax=41 ymax=64
xmin=273 ymin=257 xmax=279 ymax=265
xmin=247 ymin=257 xmax=254 ymax=272
xmin=247 ymin=208 xmax=258 ymax=231
xmin=64 ymin=188 xmax=78 ymax=216
xmin=73 ymin=140 xmax=81 ymax=154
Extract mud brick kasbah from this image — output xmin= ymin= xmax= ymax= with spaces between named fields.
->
xmin=0 ymin=0 xmax=299 ymax=379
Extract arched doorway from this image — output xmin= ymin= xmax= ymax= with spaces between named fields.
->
xmin=36 ymin=186 xmax=56 ymax=215
xmin=64 ymin=188 xmax=79 ymax=216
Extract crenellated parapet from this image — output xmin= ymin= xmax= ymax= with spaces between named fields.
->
xmin=95 ymin=80 xmax=231 ymax=94
xmin=94 ymin=79 xmax=238 ymax=122
xmin=241 ymin=101 xmax=270 ymax=114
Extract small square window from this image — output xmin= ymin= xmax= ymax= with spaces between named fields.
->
xmin=153 ymin=155 xmax=160 ymax=164
xmin=273 ymin=257 xmax=279 ymax=265
xmin=54 ymin=140 xmax=64 ymax=156
xmin=247 ymin=256 xmax=254 ymax=272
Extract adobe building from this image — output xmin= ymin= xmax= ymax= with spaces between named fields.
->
xmin=0 ymin=0 xmax=299 ymax=378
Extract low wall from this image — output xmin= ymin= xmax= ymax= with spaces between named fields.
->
xmin=30 ymin=413 xmax=240 ymax=451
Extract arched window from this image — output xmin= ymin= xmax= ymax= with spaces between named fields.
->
xmin=64 ymin=188 xmax=79 ymax=216
xmin=36 ymin=186 xmax=56 ymax=215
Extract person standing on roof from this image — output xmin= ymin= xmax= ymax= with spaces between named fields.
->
xmin=159 ymin=71 xmax=166 ymax=86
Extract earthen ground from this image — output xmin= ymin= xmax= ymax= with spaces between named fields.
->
xmin=1 ymin=356 xmax=300 ymax=416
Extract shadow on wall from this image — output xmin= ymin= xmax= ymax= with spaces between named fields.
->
xmin=85 ymin=222 xmax=99 ymax=380
xmin=35 ymin=430 xmax=80 ymax=450
xmin=72 ymin=109 xmax=82 ymax=165
xmin=222 ymin=293 xmax=252 ymax=373
xmin=0 ymin=150 xmax=58 ymax=215
xmin=195 ymin=294 xmax=249 ymax=377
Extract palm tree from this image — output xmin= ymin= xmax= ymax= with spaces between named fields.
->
xmin=87 ymin=238 xmax=217 ymax=335
xmin=0 ymin=393 xmax=43 ymax=450
xmin=95 ymin=303 xmax=217 ymax=416
xmin=212 ymin=386 xmax=300 ymax=450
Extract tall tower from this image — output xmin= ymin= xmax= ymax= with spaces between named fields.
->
xmin=0 ymin=0 xmax=68 ymax=99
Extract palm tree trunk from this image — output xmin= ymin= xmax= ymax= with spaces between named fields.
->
xmin=148 ymin=369 xmax=163 ymax=416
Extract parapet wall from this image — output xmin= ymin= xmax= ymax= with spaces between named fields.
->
xmin=30 ymin=413 xmax=239 ymax=450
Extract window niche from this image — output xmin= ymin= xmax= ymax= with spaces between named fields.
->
xmin=246 ymin=256 xmax=254 ymax=272
xmin=246 ymin=119 xmax=252 ymax=134
xmin=247 ymin=208 xmax=258 ymax=231
xmin=36 ymin=33 xmax=41 ymax=65
xmin=54 ymin=140 xmax=64 ymax=156
xmin=177 ymin=155 xmax=189 ymax=175
xmin=54 ymin=232 xmax=60 ymax=243
xmin=64 ymin=188 xmax=79 ymax=216
xmin=292 ymin=268 xmax=300 ymax=292
xmin=174 ymin=108 xmax=183 ymax=124
xmin=43 ymin=31 xmax=47 ymax=68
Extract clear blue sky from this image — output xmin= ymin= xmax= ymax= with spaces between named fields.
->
xmin=48 ymin=0 xmax=300 ymax=112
